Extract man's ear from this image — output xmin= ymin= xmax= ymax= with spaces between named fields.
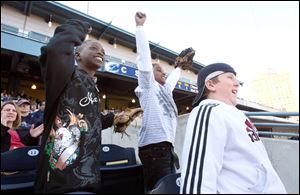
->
xmin=205 ymin=80 xmax=216 ymax=92
xmin=75 ymin=51 xmax=80 ymax=61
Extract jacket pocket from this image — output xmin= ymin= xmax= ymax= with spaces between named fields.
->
xmin=248 ymin=164 xmax=267 ymax=193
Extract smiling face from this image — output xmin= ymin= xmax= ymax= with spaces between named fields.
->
xmin=75 ymin=40 xmax=105 ymax=73
xmin=1 ymin=102 xmax=21 ymax=129
xmin=1 ymin=104 xmax=17 ymax=125
xmin=206 ymin=72 xmax=240 ymax=106
xmin=153 ymin=64 xmax=166 ymax=85
xmin=18 ymin=103 xmax=31 ymax=117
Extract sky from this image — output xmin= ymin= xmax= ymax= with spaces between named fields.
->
xmin=57 ymin=1 xmax=299 ymax=104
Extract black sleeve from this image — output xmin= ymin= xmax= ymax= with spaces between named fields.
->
xmin=1 ymin=124 xmax=11 ymax=152
xmin=101 ymin=112 xmax=115 ymax=130
xmin=39 ymin=19 xmax=91 ymax=141
xmin=1 ymin=123 xmax=10 ymax=138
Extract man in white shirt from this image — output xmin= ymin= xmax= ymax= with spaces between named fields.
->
xmin=134 ymin=12 xmax=181 ymax=191
xmin=180 ymin=63 xmax=287 ymax=194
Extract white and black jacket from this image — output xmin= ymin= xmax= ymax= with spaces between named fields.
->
xmin=180 ymin=99 xmax=287 ymax=194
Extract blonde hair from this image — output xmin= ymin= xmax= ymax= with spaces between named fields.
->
xmin=1 ymin=101 xmax=21 ymax=129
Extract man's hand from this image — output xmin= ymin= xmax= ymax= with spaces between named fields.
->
xmin=135 ymin=11 xmax=146 ymax=26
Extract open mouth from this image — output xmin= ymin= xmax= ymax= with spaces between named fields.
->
xmin=232 ymin=90 xmax=238 ymax=95
xmin=95 ymin=56 xmax=103 ymax=63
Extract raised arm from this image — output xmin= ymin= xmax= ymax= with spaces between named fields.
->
xmin=166 ymin=67 xmax=181 ymax=91
xmin=39 ymin=19 xmax=91 ymax=133
xmin=135 ymin=12 xmax=152 ymax=72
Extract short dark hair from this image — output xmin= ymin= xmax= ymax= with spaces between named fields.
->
xmin=75 ymin=40 xmax=95 ymax=53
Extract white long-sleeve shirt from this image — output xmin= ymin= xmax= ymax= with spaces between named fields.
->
xmin=180 ymin=99 xmax=287 ymax=194
xmin=134 ymin=26 xmax=181 ymax=147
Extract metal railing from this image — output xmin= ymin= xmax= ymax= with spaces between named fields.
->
xmin=244 ymin=112 xmax=299 ymax=138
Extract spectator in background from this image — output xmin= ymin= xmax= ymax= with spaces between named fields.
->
xmin=1 ymin=100 xmax=24 ymax=152
xmin=18 ymin=90 xmax=27 ymax=99
xmin=1 ymin=101 xmax=44 ymax=152
xmin=32 ymin=100 xmax=45 ymax=125
xmin=1 ymin=89 xmax=9 ymax=102
xmin=17 ymin=99 xmax=44 ymax=145
xmin=17 ymin=99 xmax=40 ymax=130
xmin=30 ymin=101 xmax=39 ymax=114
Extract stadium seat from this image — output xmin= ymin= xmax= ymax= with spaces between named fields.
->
xmin=148 ymin=173 xmax=181 ymax=194
xmin=100 ymin=144 xmax=137 ymax=167
xmin=65 ymin=191 xmax=95 ymax=194
xmin=98 ymin=144 xmax=145 ymax=194
xmin=1 ymin=146 xmax=40 ymax=194
xmin=99 ymin=164 xmax=145 ymax=194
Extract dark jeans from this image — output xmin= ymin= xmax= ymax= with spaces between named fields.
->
xmin=138 ymin=141 xmax=177 ymax=191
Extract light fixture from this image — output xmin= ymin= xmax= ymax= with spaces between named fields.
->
xmin=31 ymin=84 xmax=37 ymax=90
xmin=113 ymin=38 xmax=117 ymax=49
xmin=157 ymin=55 xmax=160 ymax=63
xmin=102 ymin=94 xmax=106 ymax=99
xmin=48 ymin=15 xmax=52 ymax=28
xmin=131 ymin=98 xmax=136 ymax=103
xmin=186 ymin=106 xmax=190 ymax=111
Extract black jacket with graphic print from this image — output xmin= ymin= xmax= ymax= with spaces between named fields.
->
xmin=35 ymin=19 xmax=114 ymax=194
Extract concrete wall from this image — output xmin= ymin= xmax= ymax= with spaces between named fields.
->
xmin=261 ymin=138 xmax=299 ymax=194
xmin=102 ymin=114 xmax=299 ymax=194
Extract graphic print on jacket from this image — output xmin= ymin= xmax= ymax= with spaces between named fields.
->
xmin=45 ymin=109 xmax=88 ymax=170
xmin=245 ymin=119 xmax=260 ymax=142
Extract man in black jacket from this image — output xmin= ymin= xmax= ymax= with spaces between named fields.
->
xmin=35 ymin=19 xmax=118 ymax=194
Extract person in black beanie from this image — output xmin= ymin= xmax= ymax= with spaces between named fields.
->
xmin=180 ymin=63 xmax=286 ymax=194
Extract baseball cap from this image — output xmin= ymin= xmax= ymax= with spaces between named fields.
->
xmin=17 ymin=98 xmax=30 ymax=106
xmin=192 ymin=63 xmax=236 ymax=107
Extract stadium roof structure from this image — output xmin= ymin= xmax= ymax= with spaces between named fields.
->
xmin=2 ymin=1 xmax=205 ymax=74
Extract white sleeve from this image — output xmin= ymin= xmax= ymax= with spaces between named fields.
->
xmin=135 ymin=26 xmax=155 ymax=89
xmin=180 ymin=106 xmax=227 ymax=194
xmin=166 ymin=67 xmax=181 ymax=91
xmin=135 ymin=26 xmax=153 ymax=72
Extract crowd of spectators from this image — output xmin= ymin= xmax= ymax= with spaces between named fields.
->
xmin=1 ymin=89 xmax=45 ymax=152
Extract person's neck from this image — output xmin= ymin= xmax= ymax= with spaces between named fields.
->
xmin=207 ymin=95 xmax=235 ymax=106
xmin=78 ymin=66 xmax=96 ymax=77
xmin=4 ymin=122 xmax=13 ymax=129
xmin=21 ymin=112 xmax=29 ymax=117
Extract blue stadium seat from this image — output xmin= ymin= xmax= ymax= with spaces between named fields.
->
xmin=1 ymin=146 xmax=40 ymax=193
xmin=149 ymin=173 xmax=181 ymax=194
xmin=1 ymin=144 xmax=144 ymax=193
xmin=98 ymin=144 xmax=145 ymax=194
xmin=100 ymin=144 xmax=137 ymax=168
